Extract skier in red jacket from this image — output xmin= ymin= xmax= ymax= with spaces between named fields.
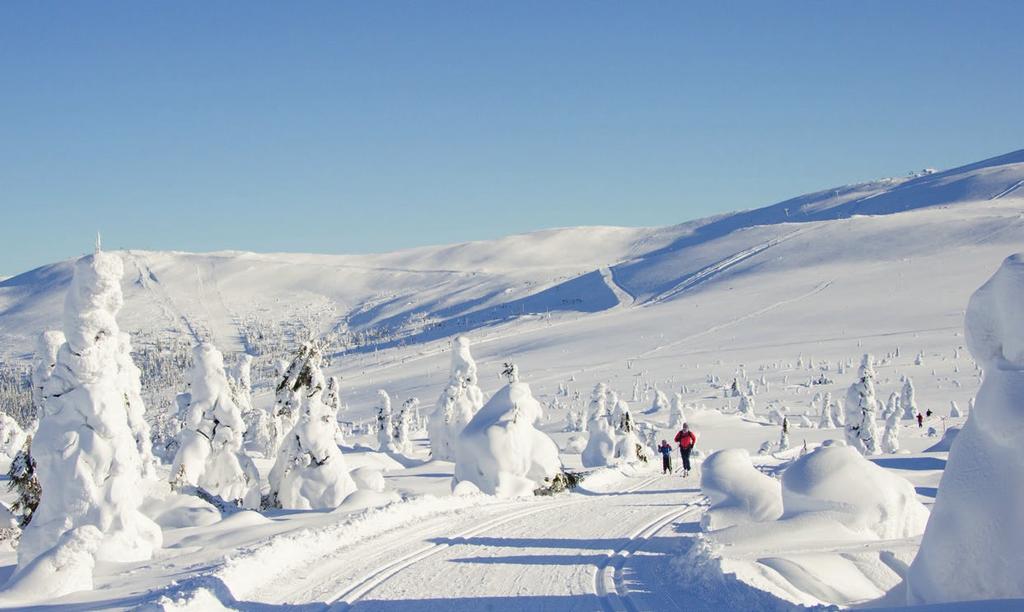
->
xmin=674 ymin=424 xmax=696 ymax=477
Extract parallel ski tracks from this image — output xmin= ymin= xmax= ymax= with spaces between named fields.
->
xmin=323 ymin=473 xmax=664 ymax=610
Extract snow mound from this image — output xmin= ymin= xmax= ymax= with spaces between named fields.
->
xmin=700 ymin=449 xmax=782 ymax=531
xmin=908 ymin=253 xmax=1024 ymax=604
xmin=350 ymin=466 xmax=387 ymax=493
xmin=454 ymin=380 xmax=563 ymax=497
xmin=782 ymin=442 xmax=928 ymax=540
xmin=0 ymin=525 xmax=102 ymax=605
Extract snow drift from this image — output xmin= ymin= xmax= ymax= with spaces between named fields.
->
xmin=907 ymin=253 xmax=1024 ymax=604
xmin=700 ymin=449 xmax=782 ymax=531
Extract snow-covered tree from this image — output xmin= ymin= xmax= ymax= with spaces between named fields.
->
xmin=778 ymin=417 xmax=790 ymax=451
xmin=6 ymin=436 xmax=40 ymax=528
xmin=323 ymin=376 xmax=345 ymax=445
xmin=429 ymin=336 xmax=484 ymax=461
xmin=949 ymin=400 xmax=961 ymax=418
xmin=453 ymin=368 xmax=562 ymax=497
xmin=738 ymin=393 xmax=756 ymax=418
xmin=582 ymin=383 xmax=616 ymax=467
xmin=649 ymin=387 xmax=670 ymax=414
xmin=881 ymin=395 xmax=901 ymax=454
xmin=16 ymin=248 xmax=162 ymax=594
xmin=612 ymin=398 xmax=646 ymax=462
xmin=116 ymin=331 xmax=157 ymax=479
xmin=270 ymin=344 xmax=322 ymax=457
xmin=30 ymin=330 xmax=65 ymax=425
xmin=394 ymin=397 xmax=415 ymax=454
xmin=170 ymin=343 xmax=260 ymax=509
xmin=228 ymin=354 xmax=255 ymax=435
xmin=669 ymin=393 xmax=687 ymax=429
xmin=844 ymin=354 xmax=881 ymax=455
xmin=0 ymin=413 xmax=26 ymax=460
xmin=901 ymin=377 xmax=918 ymax=420
xmin=376 ymin=389 xmax=397 ymax=452
xmin=908 ymin=253 xmax=1024 ymax=603
xmin=268 ymin=347 xmax=357 ymax=510
xmin=817 ymin=391 xmax=837 ymax=428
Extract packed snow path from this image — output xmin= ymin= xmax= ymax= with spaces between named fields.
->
xmin=253 ymin=470 xmax=705 ymax=611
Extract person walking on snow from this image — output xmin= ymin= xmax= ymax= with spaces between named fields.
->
xmin=657 ymin=440 xmax=673 ymax=474
xmin=674 ymin=423 xmax=696 ymax=477
xmin=916 ymin=412 xmax=924 ymax=428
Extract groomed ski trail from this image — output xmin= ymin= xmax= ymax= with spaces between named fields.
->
xmin=244 ymin=470 xmax=708 ymax=611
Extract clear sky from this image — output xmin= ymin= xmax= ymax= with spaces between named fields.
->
xmin=2 ymin=2 xmax=1022 ymax=276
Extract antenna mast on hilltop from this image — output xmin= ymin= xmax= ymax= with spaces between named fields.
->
xmin=95 ymin=231 xmax=102 ymax=253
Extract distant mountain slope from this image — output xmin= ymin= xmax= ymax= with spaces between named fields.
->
xmin=1 ymin=149 xmax=1022 ymax=362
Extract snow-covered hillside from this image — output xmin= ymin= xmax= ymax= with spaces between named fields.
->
xmin=1 ymin=149 xmax=1023 ymax=610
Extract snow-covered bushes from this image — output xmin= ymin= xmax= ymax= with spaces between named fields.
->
xmin=169 ymin=343 xmax=261 ymax=509
xmin=700 ymin=449 xmax=782 ymax=531
xmin=14 ymin=249 xmax=162 ymax=595
xmin=453 ymin=371 xmax=562 ymax=497
xmin=907 ymin=253 xmax=1024 ymax=603
xmin=843 ymin=354 xmax=881 ymax=455
xmin=268 ymin=342 xmax=357 ymax=510
xmin=781 ymin=443 xmax=928 ymax=540
xmin=429 ymin=336 xmax=484 ymax=461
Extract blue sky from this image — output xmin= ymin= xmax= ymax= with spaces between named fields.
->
xmin=2 ymin=2 xmax=1022 ymax=275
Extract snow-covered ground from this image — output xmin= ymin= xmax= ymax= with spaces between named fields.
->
xmin=1 ymin=149 xmax=1023 ymax=609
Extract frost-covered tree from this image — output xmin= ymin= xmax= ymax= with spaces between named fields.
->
xmin=268 ymin=348 xmax=356 ymax=510
xmin=649 ymin=387 xmax=670 ymax=414
xmin=828 ymin=394 xmax=845 ymax=427
xmin=270 ymin=344 xmax=322 ymax=457
xmin=907 ymin=253 xmax=1024 ymax=603
xmin=30 ymin=331 xmax=65 ymax=425
xmin=453 ymin=367 xmax=562 ymax=497
xmin=881 ymin=394 xmax=901 ymax=454
xmin=778 ymin=417 xmax=790 ymax=451
xmin=376 ymin=389 xmax=397 ymax=452
xmin=394 ymin=398 xmax=415 ymax=454
xmin=738 ymin=393 xmax=756 ymax=418
xmin=228 ymin=354 xmax=255 ymax=434
xmin=901 ymin=377 xmax=918 ymax=420
xmin=949 ymin=400 xmax=961 ymax=418
xmin=170 ymin=343 xmax=260 ymax=509
xmin=669 ymin=393 xmax=687 ymax=429
xmin=429 ymin=336 xmax=484 ymax=461
xmin=116 ymin=331 xmax=157 ymax=479
xmin=612 ymin=398 xmax=645 ymax=462
xmin=16 ymin=247 xmax=162 ymax=592
xmin=582 ymin=383 xmax=616 ymax=467
xmin=0 ymin=413 xmax=27 ymax=460
xmin=844 ymin=354 xmax=881 ymax=455
xmin=323 ymin=376 xmax=345 ymax=445
xmin=817 ymin=391 xmax=837 ymax=428
xmin=6 ymin=436 xmax=40 ymax=528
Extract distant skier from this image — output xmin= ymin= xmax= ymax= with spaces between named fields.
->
xmin=916 ymin=412 xmax=924 ymax=428
xmin=657 ymin=440 xmax=673 ymax=474
xmin=674 ymin=423 xmax=697 ymax=477
xmin=926 ymin=409 xmax=933 ymax=418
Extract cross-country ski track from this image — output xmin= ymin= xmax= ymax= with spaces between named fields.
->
xmin=224 ymin=469 xmax=711 ymax=611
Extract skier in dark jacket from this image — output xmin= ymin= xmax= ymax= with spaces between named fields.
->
xmin=657 ymin=440 xmax=673 ymax=474
xmin=674 ymin=424 xmax=697 ymax=477
xmin=917 ymin=412 xmax=924 ymax=428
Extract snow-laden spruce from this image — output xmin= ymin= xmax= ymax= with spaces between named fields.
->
xmin=737 ymin=393 xmax=756 ymax=419
xmin=817 ymin=391 xmax=837 ymax=428
xmin=907 ymin=253 xmax=1024 ymax=604
xmin=611 ymin=397 xmax=646 ymax=462
xmin=429 ymin=336 xmax=484 ymax=461
xmin=268 ymin=342 xmax=357 ymax=509
xmin=30 ymin=330 xmax=65 ymax=424
xmin=700 ymin=448 xmax=782 ymax=531
xmin=669 ymin=392 xmax=687 ymax=429
xmin=0 ymin=415 xmax=26 ymax=460
xmin=881 ymin=392 xmax=901 ymax=453
xmin=12 ymin=248 xmax=162 ymax=599
xmin=323 ymin=375 xmax=345 ymax=445
xmin=116 ymin=331 xmax=157 ymax=479
xmin=843 ymin=354 xmax=881 ymax=455
xmin=375 ymin=389 xmax=398 ymax=452
xmin=453 ymin=367 xmax=562 ymax=497
xmin=228 ymin=354 xmax=256 ymax=435
xmin=900 ymin=377 xmax=918 ymax=419
xmin=170 ymin=342 xmax=261 ymax=509
xmin=270 ymin=344 xmax=322 ymax=457
xmin=581 ymin=383 xmax=617 ymax=467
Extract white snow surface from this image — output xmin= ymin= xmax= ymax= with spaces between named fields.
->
xmin=1 ymin=149 xmax=1023 ymax=609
